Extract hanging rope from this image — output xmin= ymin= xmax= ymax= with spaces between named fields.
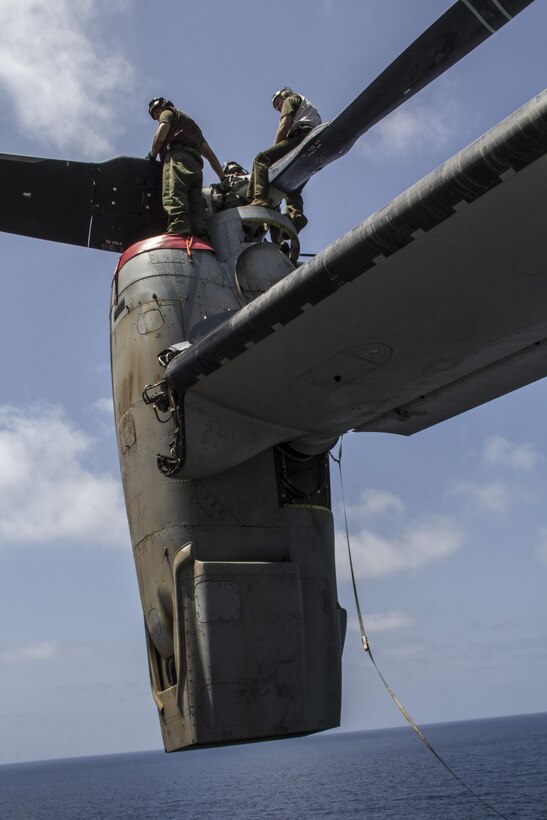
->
xmin=331 ymin=439 xmax=508 ymax=820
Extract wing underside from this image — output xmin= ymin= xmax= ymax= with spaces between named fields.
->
xmin=166 ymin=91 xmax=547 ymax=440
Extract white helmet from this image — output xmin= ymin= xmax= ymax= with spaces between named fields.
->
xmin=271 ymin=87 xmax=292 ymax=107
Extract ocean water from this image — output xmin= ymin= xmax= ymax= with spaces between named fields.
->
xmin=1 ymin=713 xmax=546 ymax=820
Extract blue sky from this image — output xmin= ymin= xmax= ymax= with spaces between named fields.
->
xmin=0 ymin=0 xmax=546 ymax=764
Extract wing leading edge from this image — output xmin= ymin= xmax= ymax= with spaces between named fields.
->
xmin=165 ymin=91 xmax=547 ymax=446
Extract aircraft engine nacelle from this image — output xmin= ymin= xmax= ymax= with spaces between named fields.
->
xmin=110 ymin=208 xmax=346 ymax=751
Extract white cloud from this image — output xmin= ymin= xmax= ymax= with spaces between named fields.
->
xmin=381 ymin=642 xmax=428 ymax=659
xmin=0 ymin=404 xmax=129 ymax=549
xmin=0 ymin=0 xmax=134 ymax=157
xmin=450 ymin=479 xmax=519 ymax=514
xmin=362 ymin=611 xmax=414 ymax=633
xmin=535 ymin=528 xmax=547 ymax=566
xmin=346 ymin=488 xmax=405 ymax=521
xmin=482 ymin=435 xmax=542 ymax=472
xmin=0 ymin=641 xmax=92 ymax=663
xmin=357 ymin=84 xmax=460 ymax=161
xmin=93 ymin=397 xmax=115 ymax=418
xmin=337 ymin=513 xmax=464 ymax=579
xmin=448 ymin=435 xmax=543 ymax=514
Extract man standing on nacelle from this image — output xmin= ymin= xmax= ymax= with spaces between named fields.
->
xmin=247 ymin=87 xmax=321 ymax=234
xmin=147 ymin=97 xmax=225 ymax=240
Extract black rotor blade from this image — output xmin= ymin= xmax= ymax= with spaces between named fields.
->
xmin=0 ymin=1 xmax=534 ymax=252
xmin=0 ymin=154 xmax=165 ymax=252
xmin=271 ymin=0 xmax=535 ymax=194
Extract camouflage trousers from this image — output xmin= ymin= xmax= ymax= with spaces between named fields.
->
xmin=247 ymin=131 xmax=308 ymax=230
xmin=162 ymin=146 xmax=208 ymax=237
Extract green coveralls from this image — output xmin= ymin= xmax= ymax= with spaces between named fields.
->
xmin=162 ymin=145 xmax=208 ymax=237
xmin=159 ymin=109 xmax=209 ymax=237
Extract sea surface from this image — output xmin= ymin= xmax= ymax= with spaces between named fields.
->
xmin=1 ymin=713 xmax=546 ymax=819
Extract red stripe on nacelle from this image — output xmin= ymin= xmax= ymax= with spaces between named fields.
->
xmin=112 ymin=234 xmax=215 ymax=304
xmin=115 ymin=233 xmax=215 ymax=274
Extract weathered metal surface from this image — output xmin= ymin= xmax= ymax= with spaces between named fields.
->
xmin=110 ymin=210 xmax=345 ymax=750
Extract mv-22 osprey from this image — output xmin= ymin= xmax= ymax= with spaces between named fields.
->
xmin=1 ymin=0 xmax=545 ymax=752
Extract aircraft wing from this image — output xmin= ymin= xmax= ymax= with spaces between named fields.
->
xmin=270 ymin=0 xmax=535 ymax=195
xmin=165 ymin=91 xmax=547 ymax=445
xmin=0 ymin=154 xmax=164 ymax=251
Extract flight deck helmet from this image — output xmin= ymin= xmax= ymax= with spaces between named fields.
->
xmin=271 ymin=87 xmax=292 ymax=108
xmin=148 ymin=97 xmax=174 ymax=118
xmin=222 ymin=161 xmax=248 ymax=175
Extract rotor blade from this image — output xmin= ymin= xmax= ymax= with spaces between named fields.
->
xmin=271 ymin=0 xmax=535 ymax=194
xmin=0 ymin=154 xmax=165 ymax=252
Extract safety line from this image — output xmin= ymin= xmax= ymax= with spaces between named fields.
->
xmin=461 ymin=0 xmax=496 ymax=34
xmin=332 ymin=439 xmax=509 ymax=820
